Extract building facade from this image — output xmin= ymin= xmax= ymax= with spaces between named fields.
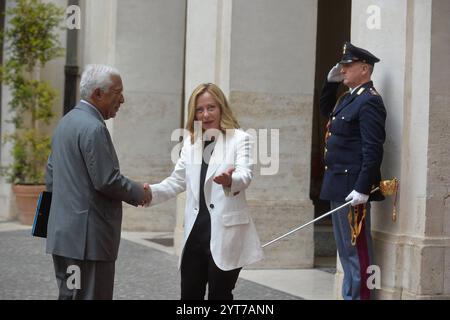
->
xmin=1 ymin=0 xmax=449 ymax=299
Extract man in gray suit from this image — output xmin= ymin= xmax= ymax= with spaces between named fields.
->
xmin=45 ymin=64 xmax=151 ymax=300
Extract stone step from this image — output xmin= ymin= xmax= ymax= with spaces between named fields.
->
xmin=314 ymin=224 xmax=337 ymax=257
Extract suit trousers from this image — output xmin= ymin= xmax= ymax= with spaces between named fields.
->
xmin=331 ymin=201 xmax=374 ymax=300
xmin=180 ymin=243 xmax=241 ymax=300
xmin=52 ymin=254 xmax=115 ymax=300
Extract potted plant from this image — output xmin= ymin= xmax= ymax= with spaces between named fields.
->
xmin=0 ymin=0 xmax=64 ymax=224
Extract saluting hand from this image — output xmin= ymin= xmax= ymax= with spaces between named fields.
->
xmin=213 ymin=167 xmax=235 ymax=187
xmin=327 ymin=63 xmax=344 ymax=82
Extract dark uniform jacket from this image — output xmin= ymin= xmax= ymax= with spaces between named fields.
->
xmin=319 ymin=80 xmax=386 ymax=202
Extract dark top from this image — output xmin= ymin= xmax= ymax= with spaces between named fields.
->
xmin=185 ymin=139 xmax=215 ymax=252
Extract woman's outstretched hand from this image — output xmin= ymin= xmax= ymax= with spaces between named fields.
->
xmin=213 ymin=167 xmax=235 ymax=187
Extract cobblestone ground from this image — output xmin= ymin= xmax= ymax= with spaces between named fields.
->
xmin=0 ymin=229 xmax=299 ymax=300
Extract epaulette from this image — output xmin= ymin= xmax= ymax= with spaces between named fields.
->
xmin=369 ymin=87 xmax=379 ymax=96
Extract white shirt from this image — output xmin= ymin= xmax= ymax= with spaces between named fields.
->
xmin=350 ymin=84 xmax=363 ymax=95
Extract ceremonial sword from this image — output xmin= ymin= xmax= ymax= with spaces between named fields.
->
xmin=261 ymin=178 xmax=399 ymax=248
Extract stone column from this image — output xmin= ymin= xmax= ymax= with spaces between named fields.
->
xmin=420 ymin=0 xmax=450 ymax=299
xmin=228 ymin=0 xmax=317 ymax=268
xmin=0 ymin=2 xmax=16 ymax=219
xmin=0 ymin=87 xmax=14 ymax=220
xmin=348 ymin=0 xmax=450 ymax=299
xmin=80 ymin=0 xmax=187 ymax=231
xmin=80 ymin=0 xmax=118 ymax=134
xmin=339 ymin=0 xmax=411 ymax=299
xmin=176 ymin=0 xmax=232 ymax=254
xmin=112 ymin=0 xmax=187 ymax=231
xmin=182 ymin=1 xmax=318 ymax=268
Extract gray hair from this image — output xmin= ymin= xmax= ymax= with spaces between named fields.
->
xmin=80 ymin=64 xmax=120 ymax=99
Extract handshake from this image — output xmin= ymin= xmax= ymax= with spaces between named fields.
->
xmin=137 ymin=167 xmax=235 ymax=207
xmin=140 ymin=183 xmax=152 ymax=207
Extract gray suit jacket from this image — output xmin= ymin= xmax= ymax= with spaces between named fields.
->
xmin=45 ymin=102 xmax=144 ymax=261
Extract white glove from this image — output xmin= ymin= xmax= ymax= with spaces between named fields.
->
xmin=327 ymin=63 xmax=344 ymax=82
xmin=345 ymin=190 xmax=369 ymax=206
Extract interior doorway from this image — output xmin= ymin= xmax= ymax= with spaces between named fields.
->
xmin=311 ymin=0 xmax=351 ymax=266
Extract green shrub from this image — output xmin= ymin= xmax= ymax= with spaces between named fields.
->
xmin=0 ymin=0 xmax=64 ymax=184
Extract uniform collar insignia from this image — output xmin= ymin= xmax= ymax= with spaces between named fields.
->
xmin=369 ymin=87 xmax=379 ymax=96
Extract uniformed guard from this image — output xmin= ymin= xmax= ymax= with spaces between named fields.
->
xmin=319 ymin=42 xmax=386 ymax=300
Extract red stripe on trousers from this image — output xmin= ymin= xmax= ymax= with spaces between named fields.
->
xmin=356 ymin=208 xmax=370 ymax=300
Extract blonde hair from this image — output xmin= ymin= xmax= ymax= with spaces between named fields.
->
xmin=186 ymin=83 xmax=240 ymax=144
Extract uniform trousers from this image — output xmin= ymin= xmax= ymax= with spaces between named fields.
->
xmin=330 ymin=201 xmax=374 ymax=300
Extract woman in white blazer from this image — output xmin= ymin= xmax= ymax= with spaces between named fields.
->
xmin=148 ymin=83 xmax=264 ymax=300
